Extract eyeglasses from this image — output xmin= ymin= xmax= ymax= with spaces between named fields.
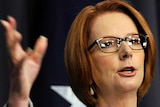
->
xmin=88 ymin=33 xmax=148 ymax=53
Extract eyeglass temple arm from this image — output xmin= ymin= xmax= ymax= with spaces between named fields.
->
xmin=142 ymin=35 xmax=149 ymax=48
xmin=88 ymin=41 xmax=97 ymax=50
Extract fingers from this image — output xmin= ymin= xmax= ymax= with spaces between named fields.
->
xmin=1 ymin=16 xmax=48 ymax=66
xmin=31 ymin=36 xmax=48 ymax=64
xmin=7 ymin=15 xmax=17 ymax=29
xmin=1 ymin=16 xmax=24 ymax=65
xmin=1 ymin=16 xmax=17 ymax=31
xmin=1 ymin=16 xmax=22 ymax=48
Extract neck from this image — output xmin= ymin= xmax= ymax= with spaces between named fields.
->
xmin=95 ymin=92 xmax=137 ymax=107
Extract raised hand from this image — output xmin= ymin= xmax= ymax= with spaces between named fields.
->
xmin=1 ymin=16 xmax=48 ymax=107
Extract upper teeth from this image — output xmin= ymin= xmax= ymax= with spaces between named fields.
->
xmin=122 ymin=70 xmax=132 ymax=73
xmin=122 ymin=68 xmax=133 ymax=72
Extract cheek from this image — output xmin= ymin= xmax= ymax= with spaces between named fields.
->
xmin=136 ymin=52 xmax=145 ymax=80
xmin=130 ymin=51 xmax=145 ymax=87
xmin=91 ymin=53 xmax=118 ymax=84
xmin=92 ymin=54 xmax=117 ymax=73
xmin=133 ymin=51 xmax=145 ymax=72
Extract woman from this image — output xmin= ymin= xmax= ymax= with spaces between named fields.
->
xmin=2 ymin=0 xmax=156 ymax=107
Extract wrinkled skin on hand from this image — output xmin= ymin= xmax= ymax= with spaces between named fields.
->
xmin=1 ymin=16 xmax=48 ymax=107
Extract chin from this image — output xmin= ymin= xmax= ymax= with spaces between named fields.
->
xmin=117 ymin=80 xmax=142 ymax=92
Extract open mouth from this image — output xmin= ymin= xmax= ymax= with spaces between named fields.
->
xmin=117 ymin=67 xmax=136 ymax=77
xmin=119 ymin=67 xmax=135 ymax=73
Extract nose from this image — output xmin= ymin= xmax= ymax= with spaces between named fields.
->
xmin=119 ymin=42 xmax=132 ymax=60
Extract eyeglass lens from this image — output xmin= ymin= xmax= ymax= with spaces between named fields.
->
xmin=97 ymin=34 xmax=147 ymax=53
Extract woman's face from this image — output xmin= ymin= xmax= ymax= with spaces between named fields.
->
xmin=90 ymin=12 xmax=145 ymax=97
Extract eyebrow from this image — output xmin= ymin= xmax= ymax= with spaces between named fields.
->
xmin=100 ymin=32 xmax=139 ymax=38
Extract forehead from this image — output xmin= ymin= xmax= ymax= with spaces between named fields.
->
xmin=90 ymin=12 xmax=138 ymax=41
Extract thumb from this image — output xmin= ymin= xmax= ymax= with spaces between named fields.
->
xmin=32 ymin=36 xmax=48 ymax=64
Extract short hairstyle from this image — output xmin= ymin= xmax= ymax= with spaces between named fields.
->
xmin=64 ymin=0 xmax=156 ymax=106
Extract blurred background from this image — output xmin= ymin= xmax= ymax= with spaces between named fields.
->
xmin=0 ymin=0 xmax=159 ymax=107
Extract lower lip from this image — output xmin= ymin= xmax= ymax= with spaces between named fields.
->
xmin=117 ymin=70 xmax=137 ymax=77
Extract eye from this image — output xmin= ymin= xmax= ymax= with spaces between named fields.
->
xmin=100 ymin=40 xmax=115 ymax=48
xmin=128 ymin=38 xmax=141 ymax=45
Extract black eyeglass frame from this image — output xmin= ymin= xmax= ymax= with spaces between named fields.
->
xmin=88 ymin=33 xmax=149 ymax=53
